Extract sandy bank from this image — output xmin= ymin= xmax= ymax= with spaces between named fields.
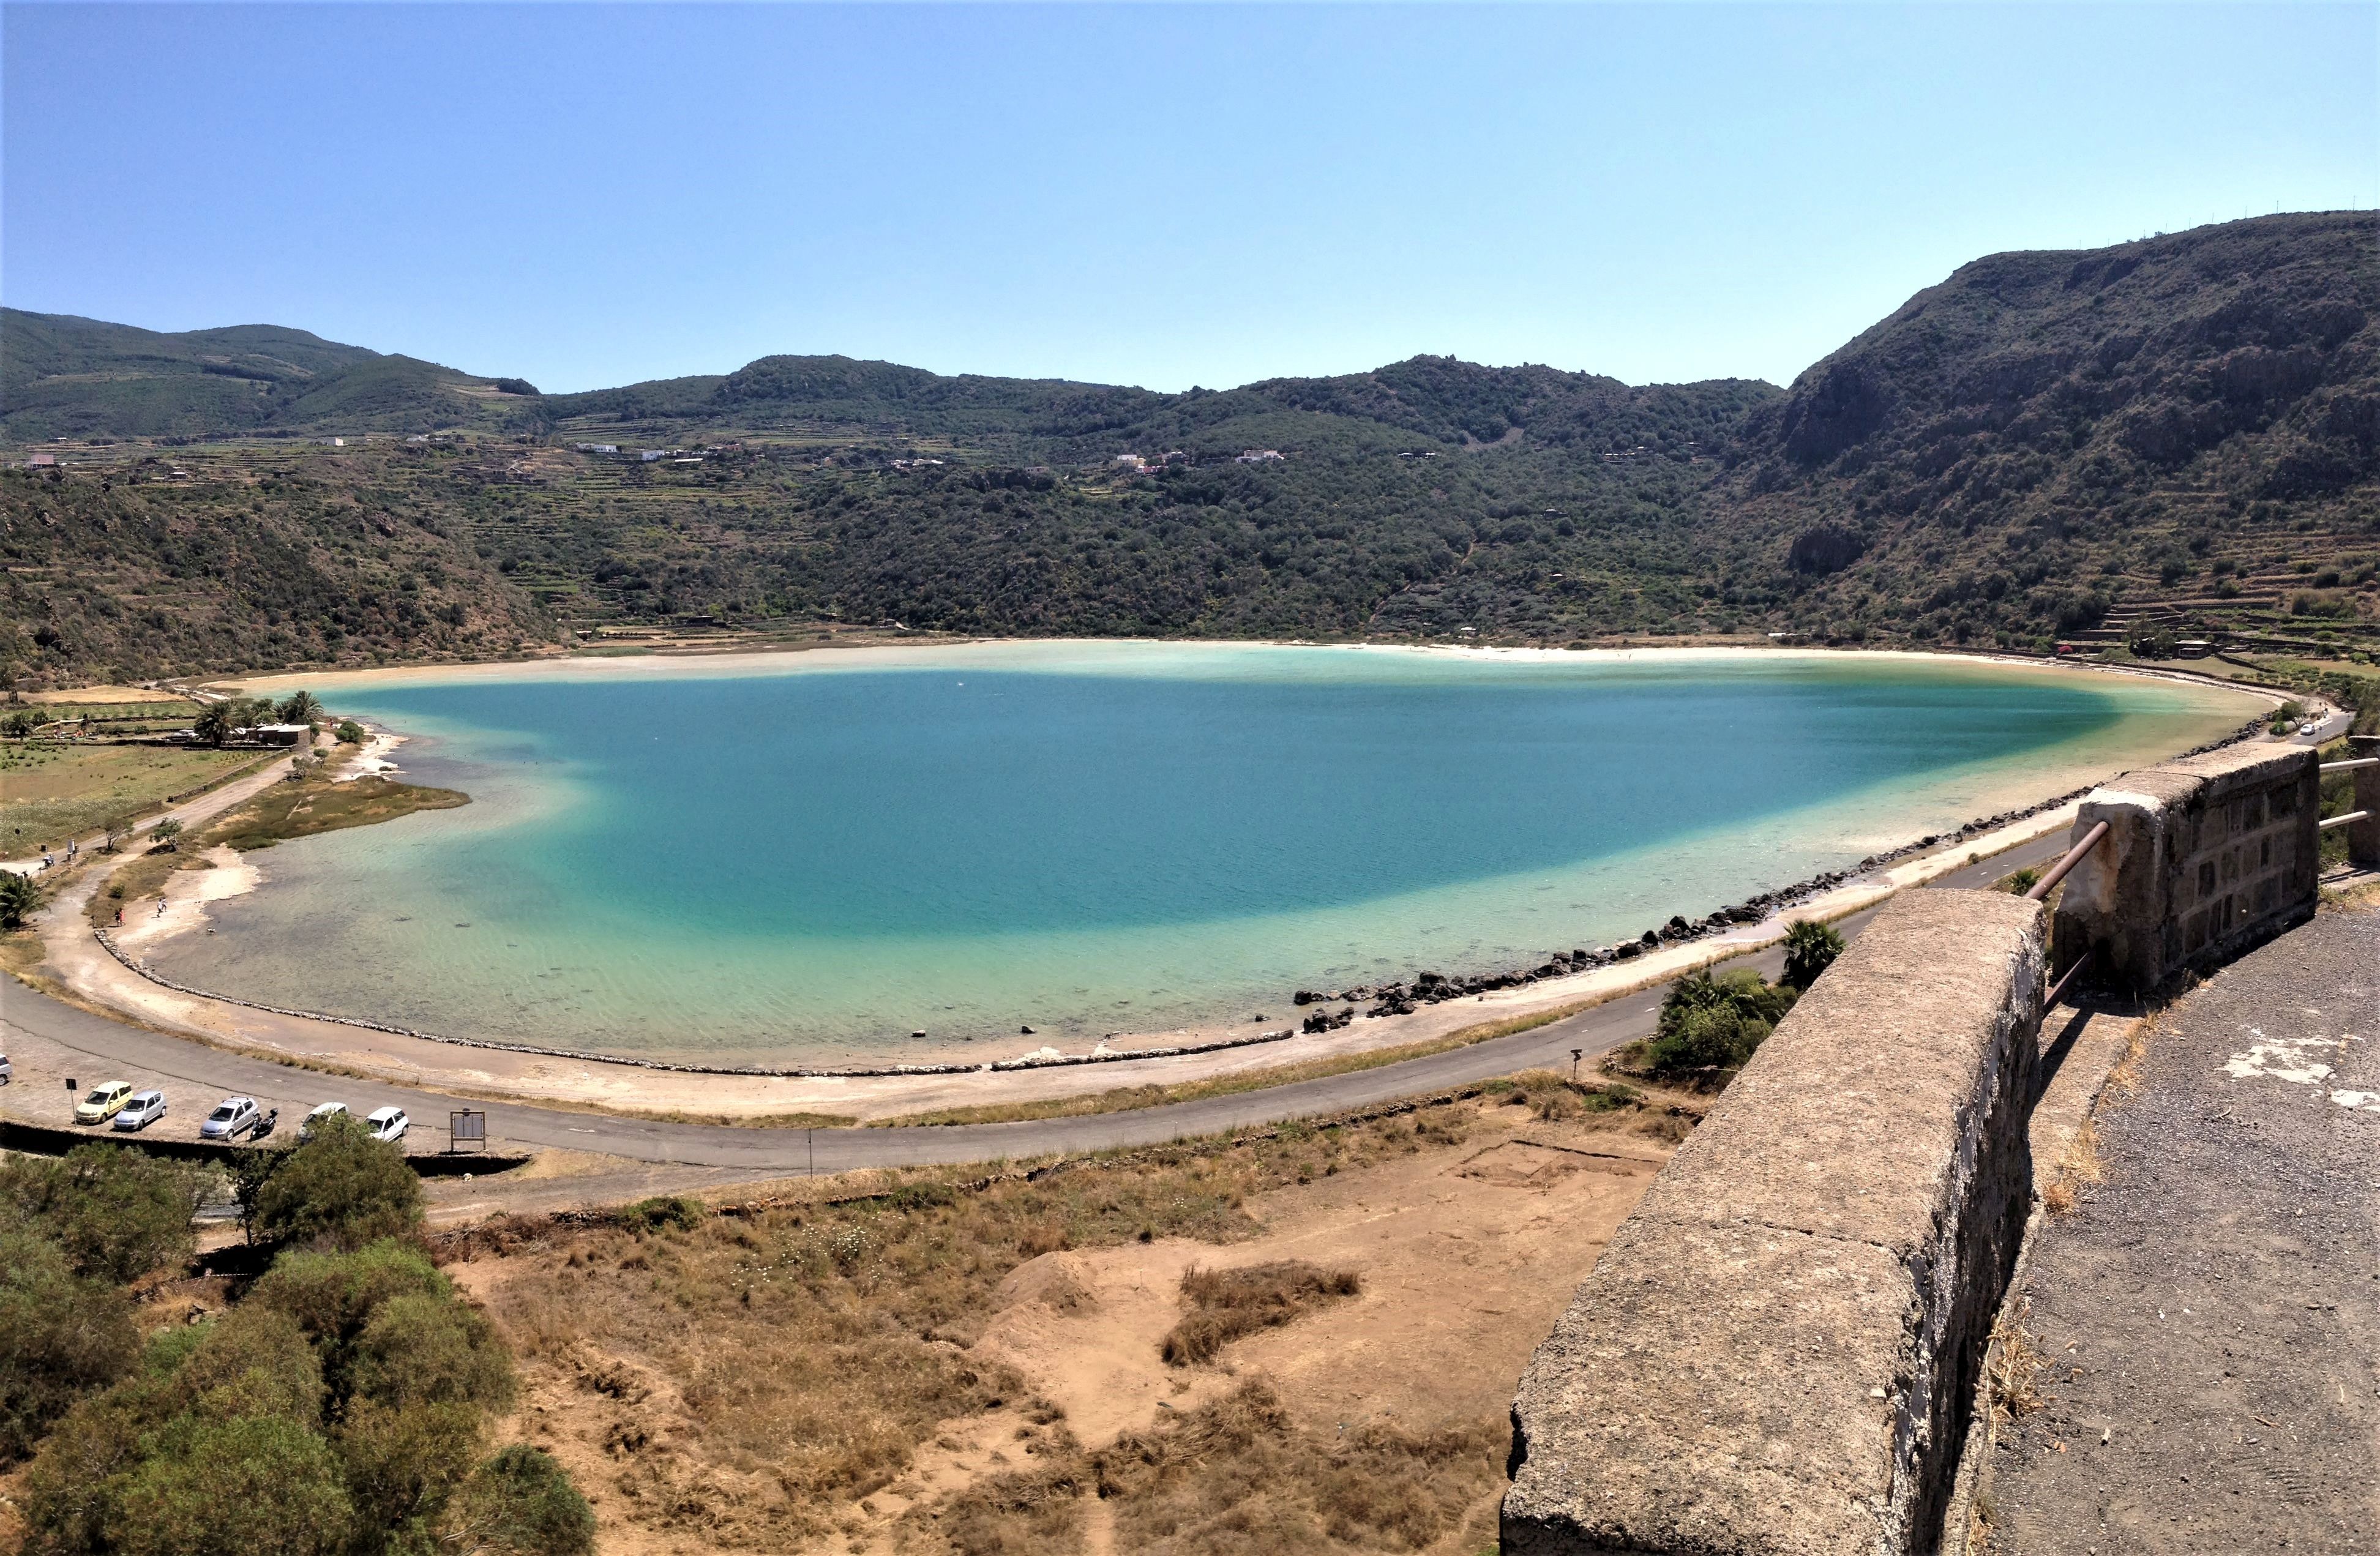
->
xmin=27 ymin=795 xmax=2084 ymax=1123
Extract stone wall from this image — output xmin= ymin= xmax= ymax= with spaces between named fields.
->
xmin=2050 ymin=742 xmax=2319 ymax=994
xmin=1502 ymin=890 xmax=2046 ymax=1556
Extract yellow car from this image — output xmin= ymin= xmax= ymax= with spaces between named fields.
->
xmin=75 ymin=1080 xmax=135 ymax=1124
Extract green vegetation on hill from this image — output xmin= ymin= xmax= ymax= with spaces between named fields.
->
xmin=2 ymin=310 xmax=540 ymax=441
xmin=3 ymin=212 xmax=2375 ymax=687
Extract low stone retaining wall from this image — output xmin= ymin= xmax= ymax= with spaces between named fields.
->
xmin=1503 ymin=889 xmax=2045 ymax=1555
xmin=0 ymin=1118 xmax=528 ymax=1176
xmin=2051 ymin=741 xmax=2319 ymax=994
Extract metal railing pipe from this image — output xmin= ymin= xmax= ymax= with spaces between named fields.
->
xmin=2319 ymin=810 xmax=2373 ymax=831
xmin=2026 ymin=820 xmax=2111 ymax=902
xmin=2045 ymin=948 xmax=2094 ymax=1009
xmin=2319 ymin=757 xmax=2379 ymax=772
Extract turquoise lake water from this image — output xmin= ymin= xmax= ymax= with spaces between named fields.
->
xmin=167 ymin=645 xmax=2254 ymax=1064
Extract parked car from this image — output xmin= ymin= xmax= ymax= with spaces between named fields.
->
xmin=112 ymin=1090 xmax=168 ymax=1131
xmin=300 ymin=1102 xmax=348 ymax=1140
xmin=364 ymin=1106 xmax=410 ymax=1144
xmin=201 ymin=1096 xmax=260 ymax=1139
xmin=74 ymin=1081 xmax=135 ymax=1124
xmin=0 ymin=1053 xmax=12 ymax=1085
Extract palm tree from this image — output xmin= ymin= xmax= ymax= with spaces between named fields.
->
xmin=192 ymin=703 xmax=234 ymax=747
xmin=1781 ymin=919 xmax=1846 ymax=990
xmin=275 ymin=690 xmax=324 ymax=727
xmin=0 ymin=870 xmax=39 ymax=930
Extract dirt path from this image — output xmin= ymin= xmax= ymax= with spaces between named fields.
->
xmin=1987 ymin=901 xmax=2380 ymax=1553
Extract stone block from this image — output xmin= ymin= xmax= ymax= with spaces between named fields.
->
xmin=1505 ymin=890 xmax=2046 ymax=1555
xmin=2051 ymin=742 xmax=2318 ymax=993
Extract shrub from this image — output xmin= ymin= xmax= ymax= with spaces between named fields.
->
xmin=335 ymin=719 xmax=366 ymax=744
xmin=0 ymin=1144 xmax=209 ymax=1283
xmin=110 ymin=1411 xmax=354 ymax=1556
xmin=619 ymin=1195 xmax=705 ymax=1233
xmin=251 ymin=1115 xmax=422 ymax=1252
xmin=0 ymin=1232 xmax=137 ymax=1464
xmin=443 ymin=1445 xmax=597 ymax=1556
xmin=1647 ymin=967 xmax=1796 ymax=1077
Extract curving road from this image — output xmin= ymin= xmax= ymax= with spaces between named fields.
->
xmin=2 ymin=831 xmax=2079 ymax=1172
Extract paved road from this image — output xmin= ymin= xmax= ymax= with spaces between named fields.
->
xmin=2 ymin=831 xmax=2078 ymax=1172
xmin=1989 ymin=902 xmax=2379 ymax=1553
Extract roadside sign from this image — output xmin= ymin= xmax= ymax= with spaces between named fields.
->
xmin=449 ymin=1109 xmax=487 ymax=1153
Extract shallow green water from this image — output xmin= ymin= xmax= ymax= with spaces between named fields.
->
xmin=163 ymin=645 xmax=2251 ymax=1063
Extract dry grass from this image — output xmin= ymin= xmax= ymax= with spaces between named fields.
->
xmin=869 ymin=1000 xmax=1602 ymax=1129
xmin=456 ymin=1101 xmax=1483 ymax=1550
xmin=2040 ymin=1115 xmax=2106 ymax=1217
xmin=1161 ymin=1261 xmax=1362 ymax=1367
xmin=1089 ymin=1379 xmax=1503 ymax=1555
xmin=1985 ymin=1299 xmax=2046 ymax=1426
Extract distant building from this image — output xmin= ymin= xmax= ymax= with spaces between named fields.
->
xmin=574 ymin=443 xmax=619 ymax=455
xmin=25 ymin=454 xmax=57 ymax=468
xmin=250 ymin=724 xmax=316 ymax=747
xmin=1237 ymin=449 xmax=1285 ymax=463
xmin=640 ymin=450 xmax=671 ymax=462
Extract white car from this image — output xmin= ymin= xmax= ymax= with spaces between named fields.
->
xmin=111 ymin=1089 xmax=168 ymax=1131
xmin=201 ymin=1096 xmax=260 ymax=1139
xmin=300 ymin=1101 xmax=349 ymax=1140
xmin=364 ymin=1106 xmax=410 ymax=1144
xmin=0 ymin=1053 xmax=12 ymax=1085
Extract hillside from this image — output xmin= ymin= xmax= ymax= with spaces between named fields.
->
xmin=0 ymin=309 xmax=540 ymax=440
xmin=2 ymin=212 xmax=2376 ymax=687
xmin=1713 ymin=210 xmax=2380 ymax=648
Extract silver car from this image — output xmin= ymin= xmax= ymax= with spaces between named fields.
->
xmin=113 ymin=1090 xmax=167 ymax=1131
xmin=364 ymin=1106 xmax=410 ymax=1144
xmin=201 ymin=1096 xmax=260 ymax=1139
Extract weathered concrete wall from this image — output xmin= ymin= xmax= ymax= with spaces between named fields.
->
xmin=2050 ymin=742 xmax=2318 ymax=994
xmin=1503 ymin=890 xmax=2045 ymax=1556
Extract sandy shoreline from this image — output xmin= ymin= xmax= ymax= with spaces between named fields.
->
xmin=1 ymin=790 xmax=2124 ymax=1121
xmin=217 ymin=635 xmax=2280 ymax=703
xmin=16 ymin=641 xmax=2280 ymax=1121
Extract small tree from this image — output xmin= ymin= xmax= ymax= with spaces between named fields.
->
xmin=0 ymin=870 xmax=39 ymax=930
xmin=151 ymin=817 xmax=185 ymax=851
xmin=336 ymin=719 xmax=367 ymax=745
xmin=1781 ymin=919 xmax=1846 ymax=990
xmin=252 ymin=1116 xmax=423 ymax=1252
xmin=0 ymin=1144 xmax=210 ymax=1284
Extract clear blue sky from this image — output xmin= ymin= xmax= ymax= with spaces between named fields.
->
xmin=5 ymin=3 xmax=2374 ymax=395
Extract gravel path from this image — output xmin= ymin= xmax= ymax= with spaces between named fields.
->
xmin=1989 ymin=901 xmax=2380 ymax=1554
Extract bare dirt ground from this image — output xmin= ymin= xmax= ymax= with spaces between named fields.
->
xmin=1985 ymin=899 xmax=2380 ymax=1554
xmin=438 ymin=1082 xmax=1692 ymax=1556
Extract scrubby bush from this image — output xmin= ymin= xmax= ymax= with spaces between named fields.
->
xmin=444 ymin=1445 xmax=597 ymax=1556
xmin=335 ymin=719 xmax=367 ymax=744
xmin=0 ymin=1232 xmax=138 ymax=1464
xmin=1647 ymin=968 xmax=1797 ymax=1077
xmin=0 ymin=1145 xmax=209 ymax=1284
xmin=21 ymin=1242 xmax=566 ymax=1556
xmin=250 ymin=1114 xmax=422 ymax=1252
